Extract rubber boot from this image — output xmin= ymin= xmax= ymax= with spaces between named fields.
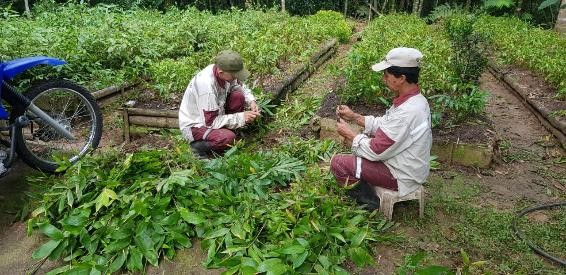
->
xmin=190 ymin=140 xmax=212 ymax=159
xmin=347 ymin=180 xmax=380 ymax=211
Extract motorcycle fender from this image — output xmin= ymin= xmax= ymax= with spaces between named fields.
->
xmin=1 ymin=56 xmax=66 ymax=80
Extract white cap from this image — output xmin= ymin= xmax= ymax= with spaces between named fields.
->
xmin=371 ymin=47 xmax=423 ymax=72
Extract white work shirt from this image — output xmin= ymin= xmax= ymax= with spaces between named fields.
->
xmin=178 ymin=64 xmax=256 ymax=139
xmin=351 ymin=93 xmax=432 ymax=196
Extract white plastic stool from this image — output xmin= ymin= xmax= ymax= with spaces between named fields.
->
xmin=374 ymin=185 xmax=424 ymax=220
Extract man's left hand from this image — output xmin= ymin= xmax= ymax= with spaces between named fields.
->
xmin=250 ymin=101 xmax=260 ymax=113
xmin=336 ymin=118 xmax=356 ymax=140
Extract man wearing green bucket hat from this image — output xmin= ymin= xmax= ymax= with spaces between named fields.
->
xmin=179 ymin=50 xmax=261 ymax=158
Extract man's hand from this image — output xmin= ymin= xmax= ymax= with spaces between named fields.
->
xmin=336 ymin=118 xmax=356 ymax=141
xmin=250 ymin=101 xmax=260 ymax=113
xmin=336 ymin=105 xmax=364 ymax=127
xmin=336 ymin=105 xmax=357 ymax=121
xmin=244 ymin=110 xmax=260 ymax=124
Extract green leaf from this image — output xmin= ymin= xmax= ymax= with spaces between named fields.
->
xmin=105 ymin=239 xmax=130 ymax=253
xmin=95 ymin=188 xmax=118 ymax=212
xmin=61 ymin=213 xmax=89 ymax=235
xmin=230 ymin=222 xmax=246 ymax=240
xmin=292 ymin=251 xmax=308 ymax=269
xmin=240 ymin=266 xmax=257 ymax=275
xmin=350 ymin=228 xmax=367 ymax=247
xmin=330 ymin=232 xmax=346 ymax=243
xmin=66 ymin=190 xmax=74 ymax=207
xmin=333 ymin=266 xmax=350 ymax=275
xmin=127 ymin=247 xmax=143 ymax=271
xmin=206 ymin=241 xmax=217 ymax=266
xmin=45 ymin=265 xmax=71 ymax=275
xmin=460 ymin=248 xmax=470 ymax=265
xmin=280 ymin=244 xmax=305 ymax=255
xmin=135 ymin=232 xmax=158 ymax=266
xmin=39 ymin=223 xmax=64 ymax=240
xmin=178 ymin=207 xmax=205 ymax=224
xmin=205 ymin=228 xmax=230 ymax=239
xmin=348 ymin=247 xmax=374 ymax=267
xmin=318 ymin=255 xmax=331 ymax=269
xmin=32 ymin=240 xmax=62 ymax=259
xmin=258 ymin=258 xmax=287 ymax=275
xmin=248 ymin=246 xmax=262 ymax=264
xmin=108 ymin=251 xmax=127 ymax=273
xmin=222 ymin=246 xmax=247 ymax=254
xmin=538 ymin=0 xmax=560 ymax=10
xmin=348 ymin=215 xmax=365 ymax=227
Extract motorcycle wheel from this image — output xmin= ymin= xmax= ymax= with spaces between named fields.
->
xmin=10 ymin=79 xmax=102 ymax=173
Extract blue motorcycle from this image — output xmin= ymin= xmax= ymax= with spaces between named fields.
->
xmin=0 ymin=56 xmax=102 ymax=175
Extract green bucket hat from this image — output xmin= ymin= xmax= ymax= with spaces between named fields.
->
xmin=214 ymin=50 xmax=250 ymax=81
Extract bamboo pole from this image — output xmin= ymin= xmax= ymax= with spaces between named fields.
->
xmin=129 ymin=116 xmax=179 ymax=128
xmin=126 ymin=108 xmax=177 ymax=117
xmin=92 ymin=86 xmax=122 ymax=99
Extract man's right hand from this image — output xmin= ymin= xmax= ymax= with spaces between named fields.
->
xmin=244 ymin=111 xmax=260 ymax=124
xmin=336 ymin=105 xmax=356 ymax=121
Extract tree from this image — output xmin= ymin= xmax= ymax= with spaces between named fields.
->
xmin=24 ymin=0 xmax=30 ymax=15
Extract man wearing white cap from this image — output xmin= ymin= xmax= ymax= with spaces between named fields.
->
xmin=331 ymin=47 xmax=432 ymax=210
xmin=179 ymin=50 xmax=261 ymax=158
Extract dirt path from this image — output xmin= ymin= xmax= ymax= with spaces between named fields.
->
xmin=477 ymin=72 xmax=565 ymax=208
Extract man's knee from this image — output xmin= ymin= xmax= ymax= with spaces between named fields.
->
xmin=330 ymin=154 xmax=352 ymax=177
xmin=220 ymin=130 xmax=237 ymax=145
xmin=208 ymin=129 xmax=236 ymax=151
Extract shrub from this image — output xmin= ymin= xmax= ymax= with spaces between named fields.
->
xmin=342 ymin=14 xmax=487 ymax=126
xmin=343 ymin=14 xmax=454 ymax=104
xmin=475 ymin=15 xmax=566 ymax=98
xmin=0 ymin=4 xmax=350 ymax=98
xmin=444 ymin=14 xmax=487 ymax=84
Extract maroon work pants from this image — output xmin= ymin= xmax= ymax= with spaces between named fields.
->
xmin=190 ymin=91 xmax=245 ymax=152
xmin=330 ymin=154 xmax=398 ymax=191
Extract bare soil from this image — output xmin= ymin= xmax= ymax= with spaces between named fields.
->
xmin=496 ymin=64 xmax=565 ymax=126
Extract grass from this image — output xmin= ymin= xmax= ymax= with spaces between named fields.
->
xmin=393 ymin=172 xmax=566 ymax=274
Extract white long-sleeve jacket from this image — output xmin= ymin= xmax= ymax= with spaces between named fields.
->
xmin=178 ymin=64 xmax=256 ymax=140
xmin=351 ymin=93 xmax=432 ymax=196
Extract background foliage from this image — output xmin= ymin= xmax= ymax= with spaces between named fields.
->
xmin=343 ymin=14 xmax=487 ymax=126
xmin=0 ymin=4 xmax=350 ymax=99
xmin=475 ymin=15 xmax=566 ymax=98
xmin=2 ymin=0 xmax=562 ymax=27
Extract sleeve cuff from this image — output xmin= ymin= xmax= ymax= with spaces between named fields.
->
xmin=351 ymin=134 xmax=366 ymax=154
xmin=363 ymin=116 xmax=375 ymax=135
xmin=237 ymin=112 xmax=246 ymax=128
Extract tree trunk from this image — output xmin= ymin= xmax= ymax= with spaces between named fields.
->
xmin=344 ymin=0 xmax=348 ymax=16
xmin=556 ymin=0 xmax=566 ymax=33
xmin=24 ymin=0 xmax=30 ymax=15
xmin=418 ymin=0 xmax=425 ymax=15
xmin=281 ymin=0 xmax=285 ymax=12
xmin=412 ymin=0 xmax=420 ymax=14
